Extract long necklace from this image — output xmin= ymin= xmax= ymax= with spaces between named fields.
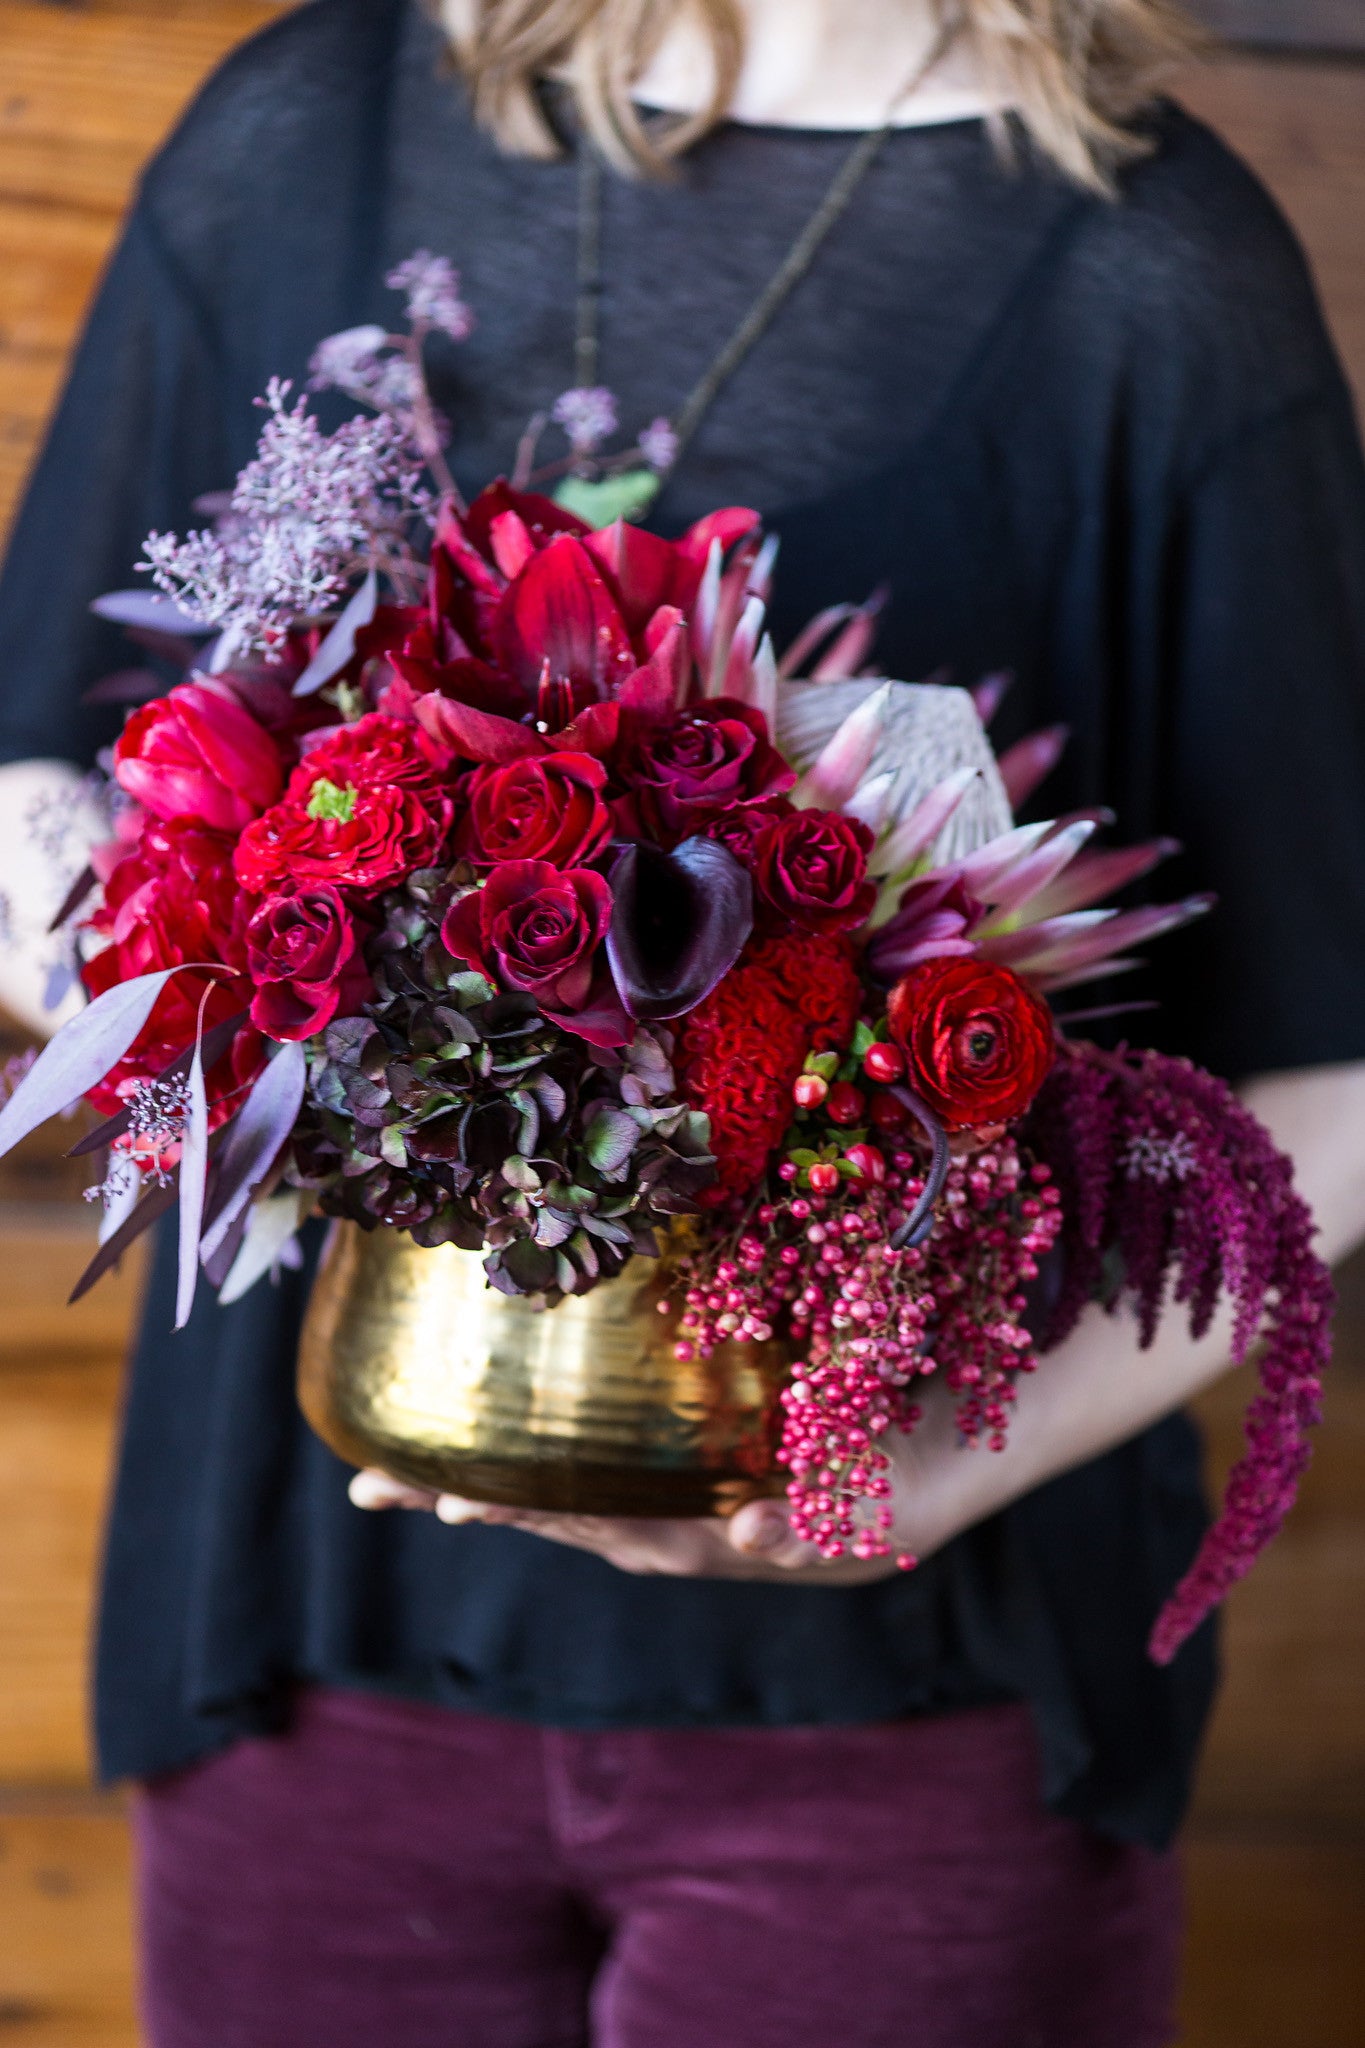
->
xmin=534 ymin=20 xmax=959 ymax=527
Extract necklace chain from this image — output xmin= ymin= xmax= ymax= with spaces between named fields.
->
xmin=572 ymin=19 xmax=959 ymax=493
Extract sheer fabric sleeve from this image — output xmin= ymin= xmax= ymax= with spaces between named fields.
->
xmin=1146 ymin=383 xmax=1365 ymax=1081
xmin=0 ymin=200 xmax=232 ymax=770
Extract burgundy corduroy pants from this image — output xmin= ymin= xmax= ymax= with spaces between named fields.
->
xmin=135 ymin=1686 xmax=1182 ymax=2048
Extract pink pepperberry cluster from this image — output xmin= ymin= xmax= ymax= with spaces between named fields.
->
xmin=673 ymin=1139 xmax=1064 ymax=1565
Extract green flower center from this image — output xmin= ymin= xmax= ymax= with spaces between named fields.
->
xmin=306 ymin=776 xmax=358 ymax=824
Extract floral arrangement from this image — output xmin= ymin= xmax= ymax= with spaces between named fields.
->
xmin=0 ymin=256 xmax=1332 ymax=1662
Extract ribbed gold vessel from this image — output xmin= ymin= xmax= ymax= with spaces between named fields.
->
xmin=297 ymin=1222 xmax=791 ymax=1516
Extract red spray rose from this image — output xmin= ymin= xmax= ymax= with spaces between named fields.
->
xmin=456 ymin=751 xmax=612 ymax=870
xmin=616 ymin=699 xmax=794 ymax=844
xmin=114 ymin=679 xmax=284 ymax=833
xmin=234 ymin=712 xmax=453 ymax=896
xmin=81 ymin=817 xmax=260 ymax=1120
xmin=244 ymin=887 xmax=373 ymax=1042
xmin=754 ymin=809 xmax=876 ymax=933
xmin=887 ymin=956 xmax=1056 ymax=1131
xmin=441 ymin=860 xmax=627 ymax=1046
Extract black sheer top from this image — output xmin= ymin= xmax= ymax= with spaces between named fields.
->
xmin=3 ymin=0 xmax=1364 ymax=1849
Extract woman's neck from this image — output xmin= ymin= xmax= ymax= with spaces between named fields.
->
xmin=633 ymin=0 xmax=993 ymax=131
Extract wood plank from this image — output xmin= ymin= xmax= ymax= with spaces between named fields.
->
xmin=1192 ymin=1 xmax=1365 ymax=53
xmin=1180 ymin=1839 xmax=1365 ymax=2047
xmin=0 ymin=1807 xmax=136 ymax=2048
xmin=0 ymin=1353 xmax=128 ymax=1785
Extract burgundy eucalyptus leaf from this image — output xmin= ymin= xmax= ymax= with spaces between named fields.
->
xmin=199 ymin=1041 xmax=308 ymax=1265
xmin=606 ymin=837 xmax=753 ymax=1023
xmin=68 ymin=1011 xmax=250 ymax=1158
xmin=69 ymin=1176 xmax=180 ymax=1305
xmin=0 ymin=969 xmax=183 ymax=1161
xmin=175 ymin=1035 xmax=210 ymax=1330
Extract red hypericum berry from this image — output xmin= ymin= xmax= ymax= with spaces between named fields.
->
xmin=808 ymin=1162 xmax=841 ymax=1195
xmin=793 ymin=1072 xmax=829 ymax=1110
xmin=869 ymin=1089 xmax=910 ymax=1130
xmin=863 ymin=1042 xmax=905 ymax=1085
xmin=844 ymin=1142 xmax=886 ymax=1184
xmin=826 ymin=1081 xmax=866 ymax=1126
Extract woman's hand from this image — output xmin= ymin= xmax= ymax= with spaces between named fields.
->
xmin=347 ymin=1465 xmax=908 ymax=1584
xmin=352 ymin=1060 xmax=1365 ymax=1582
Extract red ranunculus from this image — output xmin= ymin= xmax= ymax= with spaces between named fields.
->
xmin=456 ymin=751 xmax=612 ymax=870
xmin=113 ymin=679 xmax=284 ymax=833
xmin=887 ymin=957 xmax=1056 ymax=1132
xmin=754 ymin=809 xmax=876 ymax=933
xmin=80 ymin=817 xmax=260 ymax=1119
xmin=617 ymin=699 xmax=794 ymax=845
xmin=234 ymin=712 xmax=454 ymax=896
xmin=245 ymin=886 xmax=373 ymax=1041
xmin=441 ymin=860 xmax=626 ymax=1046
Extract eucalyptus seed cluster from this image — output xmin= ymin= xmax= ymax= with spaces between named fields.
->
xmin=286 ymin=866 xmax=715 ymax=1301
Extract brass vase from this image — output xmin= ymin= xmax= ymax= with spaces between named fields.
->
xmin=297 ymin=1221 xmax=792 ymax=1516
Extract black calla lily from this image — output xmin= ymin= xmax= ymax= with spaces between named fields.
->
xmin=607 ymin=837 xmax=753 ymax=1022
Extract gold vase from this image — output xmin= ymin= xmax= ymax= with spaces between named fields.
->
xmin=297 ymin=1221 xmax=791 ymax=1516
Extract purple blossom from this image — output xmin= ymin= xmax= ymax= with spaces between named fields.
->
xmin=308 ymin=324 xmax=389 ymax=394
xmin=639 ymin=415 xmax=680 ymax=473
xmin=552 ymin=386 xmax=619 ymax=456
xmin=141 ymin=381 xmax=429 ymax=655
xmin=385 ymin=251 xmax=474 ymax=341
xmin=1026 ymin=1044 xmax=1335 ymax=1664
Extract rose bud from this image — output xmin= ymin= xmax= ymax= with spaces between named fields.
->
xmin=843 ymin=1142 xmax=886 ymax=1184
xmin=793 ymin=1072 xmax=829 ymax=1110
xmin=754 ymin=809 xmax=877 ymax=933
xmin=826 ymin=1080 xmax=866 ymax=1126
xmin=807 ymin=1161 xmax=842 ymax=1194
xmin=887 ymin=956 xmax=1056 ymax=1132
xmin=245 ymin=885 xmax=373 ymax=1042
xmin=863 ymin=1041 xmax=905 ymax=1085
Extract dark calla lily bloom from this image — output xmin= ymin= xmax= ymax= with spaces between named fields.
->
xmin=607 ymin=836 xmax=754 ymax=1022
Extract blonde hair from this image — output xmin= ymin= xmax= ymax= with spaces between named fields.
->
xmin=438 ymin=0 xmax=1199 ymax=192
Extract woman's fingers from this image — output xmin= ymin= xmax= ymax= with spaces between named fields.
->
xmin=726 ymin=1496 xmax=809 ymax=1566
xmin=348 ymin=1469 xmax=440 ymax=1512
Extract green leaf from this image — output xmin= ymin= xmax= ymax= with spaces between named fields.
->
xmin=583 ymin=1105 xmax=641 ymax=1175
xmin=804 ymin=1051 xmax=840 ymax=1083
xmin=553 ymin=468 xmax=662 ymax=529
xmin=788 ymin=1147 xmax=820 ymax=1169
xmin=851 ymin=1022 xmax=877 ymax=1060
xmin=379 ymin=1125 xmax=408 ymax=1169
xmin=449 ymin=970 xmax=495 ymax=1005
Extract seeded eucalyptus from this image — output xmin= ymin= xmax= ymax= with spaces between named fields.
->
xmin=285 ymin=865 xmax=715 ymax=1302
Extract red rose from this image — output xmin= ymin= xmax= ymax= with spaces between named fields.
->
xmin=618 ymin=699 xmax=794 ymax=844
xmin=114 ymin=679 xmax=284 ymax=833
xmin=81 ymin=817 xmax=260 ymax=1119
xmin=887 ymin=957 xmax=1056 ymax=1132
xmin=754 ymin=809 xmax=876 ymax=933
xmin=456 ymin=752 xmax=611 ymax=870
xmin=234 ymin=712 xmax=454 ymax=896
xmin=244 ymin=886 xmax=372 ymax=1042
xmin=441 ymin=860 xmax=626 ymax=1046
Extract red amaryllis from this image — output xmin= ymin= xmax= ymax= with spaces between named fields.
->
xmin=234 ymin=712 xmax=454 ymax=896
xmin=754 ymin=809 xmax=876 ymax=933
xmin=81 ymin=817 xmax=259 ymax=1119
xmin=456 ymin=752 xmax=612 ymax=871
xmin=113 ymin=679 xmax=284 ymax=833
xmin=244 ymin=887 xmax=373 ymax=1042
xmin=888 ymin=957 xmax=1056 ymax=1132
xmin=441 ymin=860 xmax=627 ymax=1046
xmin=616 ymin=699 xmax=794 ymax=845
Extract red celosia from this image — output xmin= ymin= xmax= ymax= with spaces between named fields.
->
xmin=673 ymin=931 xmax=862 ymax=1197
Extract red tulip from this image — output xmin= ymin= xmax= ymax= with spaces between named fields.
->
xmin=114 ymin=679 xmax=283 ymax=833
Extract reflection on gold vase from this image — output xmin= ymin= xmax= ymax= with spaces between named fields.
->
xmin=297 ymin=1221 xmax=792 ymax=1516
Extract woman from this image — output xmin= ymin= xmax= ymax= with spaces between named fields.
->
xmin=2 ymin=2 xmax=1364 ymax=2042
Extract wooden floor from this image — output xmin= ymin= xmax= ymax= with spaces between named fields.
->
xmin=1 ymin=5 xmax=1364 ymax=2042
